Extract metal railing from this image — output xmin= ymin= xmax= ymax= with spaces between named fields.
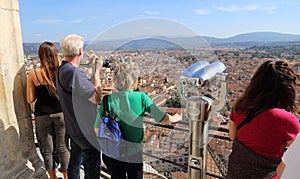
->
xmin=142 ymin=119 xmax=232 ymax=179
xmin=33 ymin=118 xmax=231 ymax=179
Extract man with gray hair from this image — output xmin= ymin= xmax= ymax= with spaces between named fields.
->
xmin=57 ymin=34 xmax=102 ymax=179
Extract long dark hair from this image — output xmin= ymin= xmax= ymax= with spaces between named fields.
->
xmin=233 ymin=59 xmax=300 ymax=114
xmin=38 ymin=42 xmax=60 ymax=98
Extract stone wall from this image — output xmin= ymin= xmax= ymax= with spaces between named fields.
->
xmin=0 ymin=0 xmax=46 ymax=178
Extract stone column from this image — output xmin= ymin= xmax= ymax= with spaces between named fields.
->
xmin=0 ymin=0 xmax=46 ymax=178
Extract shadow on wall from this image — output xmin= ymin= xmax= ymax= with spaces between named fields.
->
xmin=0 ymin=64 xmax=46 ymax=178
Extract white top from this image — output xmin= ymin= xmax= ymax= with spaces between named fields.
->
xmin=281 ymin=133 xmax=300 ymax=179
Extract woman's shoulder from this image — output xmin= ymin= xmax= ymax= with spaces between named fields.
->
xmin=27 ymin=67 xmax=40 ymax=80
xmin=27 ymin=68 xmax=34 ymax=76
xmin=265 ymin=108 xmax=298 ymax=123
xmin=266 ymin=108 xmax=294 ymax=116
xmin=133 ymin=91 xmax=149 ymax=97
xmin=134 ymin=91 xmax=146 ymax=95
xmin=127 ymin=91 xmax=150 ymax=100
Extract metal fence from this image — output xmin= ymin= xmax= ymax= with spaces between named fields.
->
xmin=142 ymin=119 xmax=232 ymax=179
xmin=33 ymin=117 xmax=232 ymax=179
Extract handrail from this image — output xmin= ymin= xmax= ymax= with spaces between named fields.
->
xmin=34 ymin=118 xmax=230 ymax=178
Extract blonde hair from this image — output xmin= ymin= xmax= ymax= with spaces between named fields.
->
xmin=60 ymin=34 xmax=84 ymax=57
xmin=38 ymin=42 xmax=61 ymax=98
xmin=113 ymin=63 xmax=139 ymax=91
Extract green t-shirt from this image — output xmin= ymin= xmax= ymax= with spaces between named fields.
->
xmin=94 ymin=90 xmax=166 ymax=143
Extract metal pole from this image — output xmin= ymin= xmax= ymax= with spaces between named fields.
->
xmin=187 ymin=96 xmax=212 ymax=179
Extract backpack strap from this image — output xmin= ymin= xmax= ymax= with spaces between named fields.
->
xmin=237 ymin=112 xmax=255 ymax=131
xmin=102 ymin=95 xmax=109 ymax=116
xmin=237 ymin=108 xmax=267 ymax=131
xmin=102 ymin=95 xmax=115 ymax=120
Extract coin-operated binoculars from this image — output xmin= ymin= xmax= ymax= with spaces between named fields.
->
xmin=178 ymin=61 xmax=227 ymax=179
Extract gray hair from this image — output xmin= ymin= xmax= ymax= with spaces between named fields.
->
xmin=60 ymin=34 xmax=84 ymax=57
xmin=113 ymin=63 xmax=139 ymax=91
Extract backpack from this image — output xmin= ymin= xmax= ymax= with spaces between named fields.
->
xmin=97 ymin=95 xmax=125 ymax=159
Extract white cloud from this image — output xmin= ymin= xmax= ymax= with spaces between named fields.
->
xmin=89 ymin=16 xmax=99 ymax=20
xmin=244 ymin=5 xmax=258 ymax=11
xmin=195 ymin=9 xmax=211 ymax=15
xmin=33 ymin=18 xmax=64 ymax=24
xmin=35 ymin=33 xmax=43 ymax=37
xmin=264 ymin=6 xmax=278 ymax=14
xmin=144 ymin=11 xmax=159 ymax=15
xmin=214 ymin=5 xmax=258 ymax=12
xmin=69 ymin=19 xmax=83 ymax=24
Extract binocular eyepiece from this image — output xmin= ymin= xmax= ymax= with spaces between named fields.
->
xmin=178 ymin=61 xmax=227 ymax=112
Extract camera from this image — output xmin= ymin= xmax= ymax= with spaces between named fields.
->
xmin=103 ymin=59 xmax=110 ymax=68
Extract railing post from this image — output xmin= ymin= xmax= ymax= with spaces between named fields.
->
xmin=187 ymin=96 xmax=212 ymax=179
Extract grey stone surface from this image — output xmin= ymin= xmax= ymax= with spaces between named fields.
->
xmin=0 ymin=0 xmax=47 ymax=178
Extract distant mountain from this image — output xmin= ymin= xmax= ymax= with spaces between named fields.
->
xmin=23 ymin=32 xmax=300 ymax=53
xmin=201 ymin=32 xmax=300 ymax=47
xmin=224 ymin=32 xmax=300 ymax=42
xmin=23 ymin=43 xmax=41 ymax=54
xmin=116 ymin=38 xmax=184 ymax=50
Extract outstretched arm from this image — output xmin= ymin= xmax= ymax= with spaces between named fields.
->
xmin=229 ymin=120 xmax=237 ymax=141
xmin=160 ymin=113 xmax=181 ymax=124
xmin=86 ymin=51 xmax=103 ymax=104
xmin=276 ymin=161 xmax=285 ymax=179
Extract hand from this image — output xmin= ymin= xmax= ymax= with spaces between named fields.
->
xmin=173 ymin=113 xmax=181 ymax=123
xmin=86 ymin=50 xmax=98 ymax=64
xmin=94 ymin=56 xmax=103 ymax=73
xmin=86 ymin=50 xmax=103 ymax=76
xmin=94 ymin=128 xmax=99 ymax=136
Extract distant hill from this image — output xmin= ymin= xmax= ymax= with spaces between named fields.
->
xmin=23 ymin=43 xmax=41 ymax=54
xmin=23 ymin=32 xmax=300 ymax=53
xmin=200 ymin=32 xmax=300 ymax=47
xmin=224 ymin=32 xmax=300 ymax=42
xmin=115 ymin=38 xmax=184 ymax=50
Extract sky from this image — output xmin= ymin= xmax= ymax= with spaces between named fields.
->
xmin=19 ymin=0 xmax=300 ymax=43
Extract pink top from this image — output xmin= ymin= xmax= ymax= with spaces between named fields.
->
xmin=230 ymin=108 xmax=300 ymax=159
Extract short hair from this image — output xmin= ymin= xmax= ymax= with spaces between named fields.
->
xmin=60 ymin=34 xmax=84 ymax=57
xmin=233 ymin=59 xmax=300 ymax=113
xmin=113 ymin=63 xmax=139 ymax=91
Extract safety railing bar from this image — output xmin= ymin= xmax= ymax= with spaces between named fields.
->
xmin=205 ymin=172 xmax=224 ymax=179
xmin=144 ymin=120 xmax=189 ymax=132
xmin=207 ymin=145 xmax=227 ymax=177
xmin=143 ymin=152 xmax=188 ymax=170
xmin=209 ymin=125 xmax=229 ymax=133
xmin=208 ymin=134 xmax=231 ymax=141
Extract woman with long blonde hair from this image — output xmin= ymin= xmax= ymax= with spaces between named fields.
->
xmin=27 ymin=42 xmax=69 ymax=179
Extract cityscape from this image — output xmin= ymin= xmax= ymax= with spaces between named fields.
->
xmin=24 ymin=41 xmax=300 ymax=178
xmin=2 ymin=0 xmax=300 ymax=178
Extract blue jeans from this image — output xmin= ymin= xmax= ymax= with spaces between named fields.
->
xmin=68 ymin=135 xmax=100 ymax=179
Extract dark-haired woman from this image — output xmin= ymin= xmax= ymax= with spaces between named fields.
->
xmin=27 ymin=42 xmax=69 ymax=179
xmin=227 ymin=59 xmax=300 ymax=179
